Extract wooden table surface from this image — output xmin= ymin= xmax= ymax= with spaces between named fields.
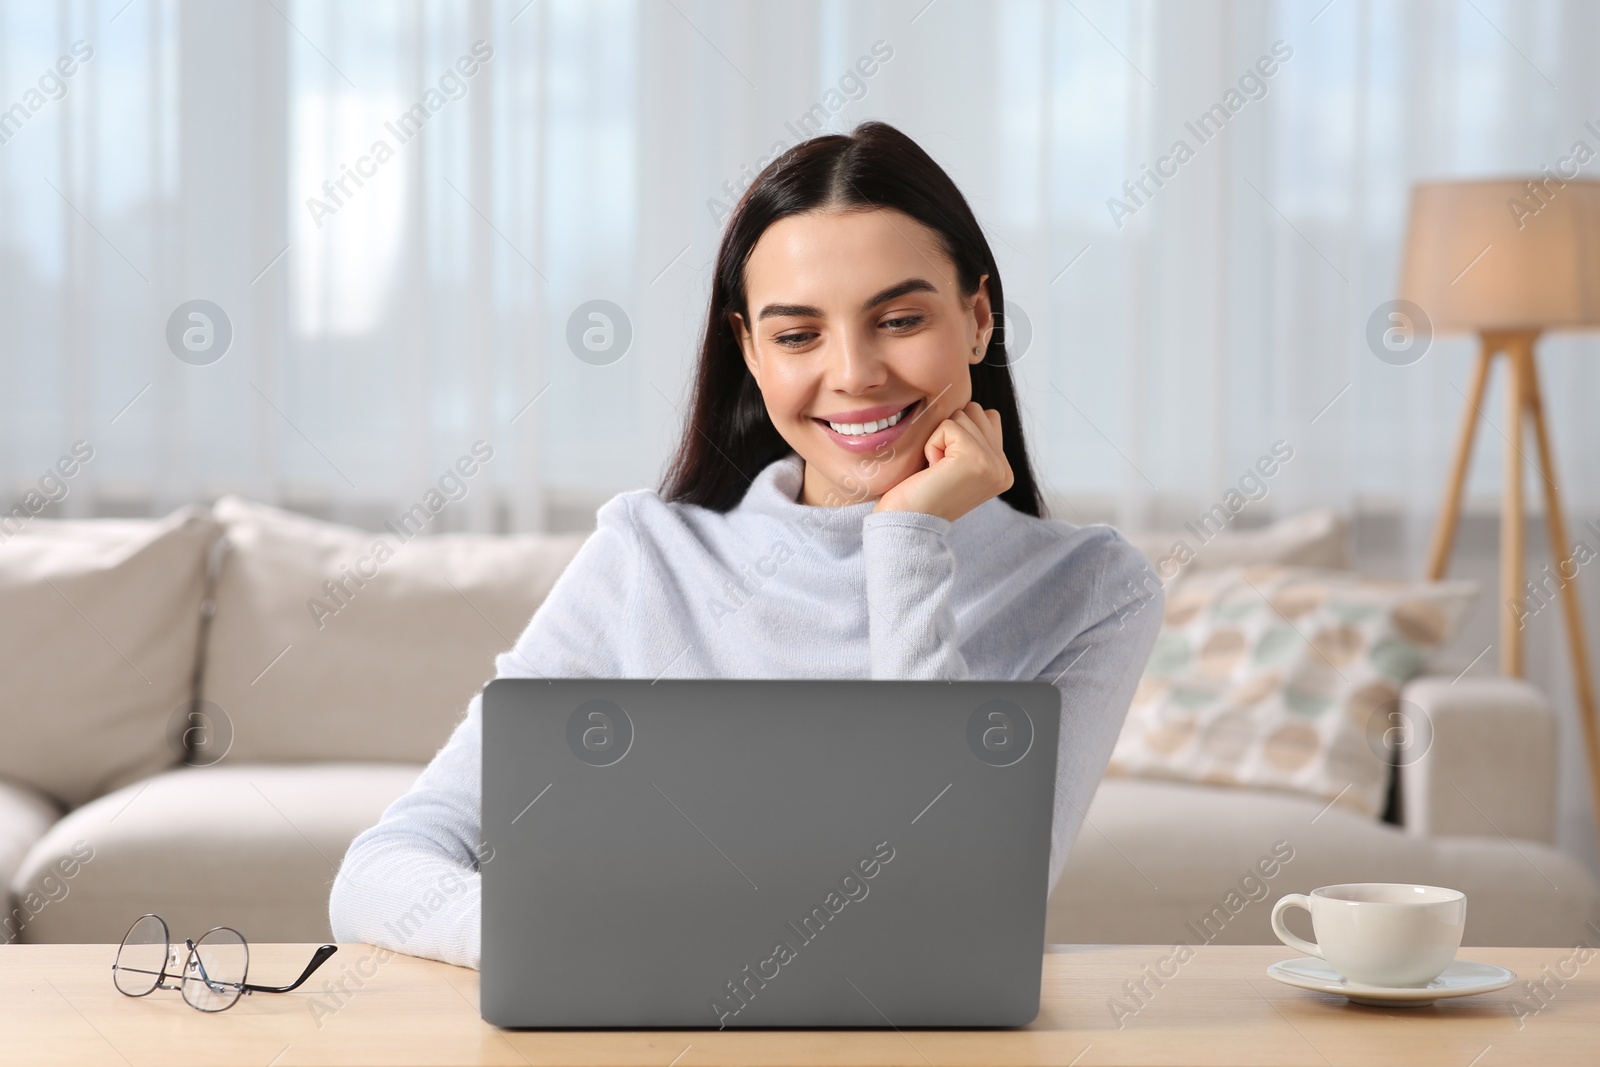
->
xmin=0 ymin=943 xmax=1586 ymax=1066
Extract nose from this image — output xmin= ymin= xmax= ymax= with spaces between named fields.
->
xmin=827 ymin=325 xmax=889 ymax=395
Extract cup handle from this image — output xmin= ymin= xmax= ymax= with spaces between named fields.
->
xmin=1271 ymin=894 xmax=1322 ymax=959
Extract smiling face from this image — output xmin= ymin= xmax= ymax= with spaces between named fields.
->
xmin=730 ymin=207 xmax=994 ymax=507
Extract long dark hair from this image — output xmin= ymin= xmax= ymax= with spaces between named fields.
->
xmin=659 ymin=120 xmax=1046 ymax=518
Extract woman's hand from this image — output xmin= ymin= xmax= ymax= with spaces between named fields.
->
xmin=872 ymin=401 xmax=1014 ymax=523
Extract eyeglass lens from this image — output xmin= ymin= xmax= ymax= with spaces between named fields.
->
xmin=112 ymin=914 xmax=170 ymax=997
xmin=181 ymin=927 xmax=249 ymax=1012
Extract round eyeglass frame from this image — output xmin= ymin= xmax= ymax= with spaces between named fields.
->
xmin=111 ymin=913 xmax=337 ymax=1013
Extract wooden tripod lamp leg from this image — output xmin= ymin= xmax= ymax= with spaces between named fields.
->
xmin=1515 ymin=343 xmax=1600 ymax=845
xmin=1426 ymin=338 xmax=1498 ymax=581
xmin=1502 ymin=335 xmax=1528 ymax=678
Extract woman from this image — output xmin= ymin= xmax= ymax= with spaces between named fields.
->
xmin=328 ymin=121 xmax=1163 ymax=969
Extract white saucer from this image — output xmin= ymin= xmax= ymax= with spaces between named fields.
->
xmin=1266 ymin=957 xmax=1517 ymax=1007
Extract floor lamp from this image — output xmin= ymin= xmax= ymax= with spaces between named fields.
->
xmin=1399 ymin=178 xmax=1600 ymax=845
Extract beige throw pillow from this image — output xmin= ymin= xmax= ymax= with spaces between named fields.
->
xmin=0 ymin=506 xmax=218 ymax=808
xmin=1123 ymin=509 xmax=1352 ymax=581
xmin=1107 ymin=564 xmax=1478 ymax=816
xmin=202 ymin=497 xmax=586 ymax=764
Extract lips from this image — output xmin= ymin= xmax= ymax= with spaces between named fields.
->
xmin=813 ymin=399 xmax=922 ymax=454
xmin=814 ymin=399 xmax=919 ymax=425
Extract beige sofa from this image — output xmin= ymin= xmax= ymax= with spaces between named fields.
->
xmin=4 ymin=500 xmax=1597 ymax=950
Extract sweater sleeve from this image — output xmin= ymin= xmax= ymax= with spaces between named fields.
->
xmin=1039 ymin=537 xmax=1164 ymax=893
xmin=861 ymin=508 xmax=966 ymax=680
xmin=862 ymin=510 xmax=1163 ymax=896
xmin=327 ymin=495 xmax=643 ymax=970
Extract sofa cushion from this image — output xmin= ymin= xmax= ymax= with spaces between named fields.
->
xmin=9 ymin=763 xmax=422 ymax=943
xmin=203 ymin=496 xmax=586 ymax=764
xmin=1123 ymin=508 xmax=1352 ymax=581
xmin=1107 ymin=564 xmax=1477 ymax=817
xmin=0 ymin=776 xmax=62 ymax=944
xmin=0 ymin=505 xmax=217 ymax=808
xmin=1048 ymin=777 xmax=1600 ymax=948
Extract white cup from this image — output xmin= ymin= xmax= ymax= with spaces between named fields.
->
xmin=1270 ymin=883 xmax=1466 ymax=987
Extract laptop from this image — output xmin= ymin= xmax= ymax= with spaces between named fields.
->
xmin=480 ymin=678 xmax=1060 ymax=1029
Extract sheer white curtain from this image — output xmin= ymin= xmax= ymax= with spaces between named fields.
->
xmin=6 ymin=0 xmax=1593 ymax=521
xmin=6 ymin=0 xmax=1597 ymax=526
xmin=3 ymin=0 xmax=1598 ymax=856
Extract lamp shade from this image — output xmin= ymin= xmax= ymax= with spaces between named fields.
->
xmin=1398 ymin=178 xmax=1600 ymax=332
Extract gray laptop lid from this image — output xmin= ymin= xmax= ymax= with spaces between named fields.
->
xmin=480 ymin=678 xmax=1060 ymax=1029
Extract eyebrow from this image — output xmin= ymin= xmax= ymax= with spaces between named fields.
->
xmin=754 ymin=278 xmax=939 ymax=322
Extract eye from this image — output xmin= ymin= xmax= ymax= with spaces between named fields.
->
xmin=882 ymin=314 xmax=925 ymax=332
xmin=772 ymin=330 xmax=817 ymax=349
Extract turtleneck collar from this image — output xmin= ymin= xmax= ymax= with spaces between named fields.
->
xmin=730 ymin=453 xmax=870 ymax=554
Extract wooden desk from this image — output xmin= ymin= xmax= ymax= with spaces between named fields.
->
xmin=0 ymin=943 xmax=1587 ymax=1065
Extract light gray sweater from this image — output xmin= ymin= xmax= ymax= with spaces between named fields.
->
xmin=327 ymin=451 xmax=1164 ymax=969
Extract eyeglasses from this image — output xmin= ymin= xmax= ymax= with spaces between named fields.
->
xmin=111 ymin=913 xmax=337 ymax=1012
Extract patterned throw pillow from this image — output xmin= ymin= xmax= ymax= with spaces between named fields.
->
xmin=1107 ymin=564 xmax=1479 ymax=816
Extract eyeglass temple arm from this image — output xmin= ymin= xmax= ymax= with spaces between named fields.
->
xmin=242 ymin=944 xmax=338 ymax=993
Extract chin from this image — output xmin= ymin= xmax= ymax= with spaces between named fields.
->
xmin=839 ymin=459 xmax=915 ymax=501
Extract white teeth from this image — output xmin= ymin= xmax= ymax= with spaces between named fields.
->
xmin=827 ymin=405 xmax=907 ymax=436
